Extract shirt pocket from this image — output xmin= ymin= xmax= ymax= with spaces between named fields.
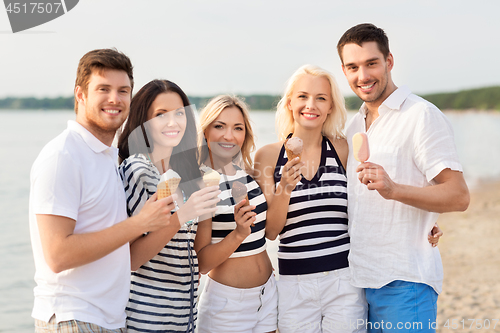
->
xmin=369 ymin=145 xmax=400 ymax=182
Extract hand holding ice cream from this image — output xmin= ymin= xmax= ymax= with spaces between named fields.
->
xmin=279 ymin=137 xmax=305 ymax=195
xmin=231 ymin=181 xmax=256 ymax=233
xmin=231 ymin=181 xmax=254 ymax=227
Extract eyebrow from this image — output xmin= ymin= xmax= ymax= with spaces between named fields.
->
xmin=156 ymin=106 xmax=183 ymax=112
xmin=95 ymin=83 xmax=131 ymax=90
xmin=297 ymin=91 xmax=328 ymax=96
xmin=214 ymin=120 xmax=244 ymax=126
xmin=344 ymin=57 xmax=380 ymax=68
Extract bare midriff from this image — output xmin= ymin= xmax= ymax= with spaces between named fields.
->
xmin=208 ymin=251 xmax=273 ymax=288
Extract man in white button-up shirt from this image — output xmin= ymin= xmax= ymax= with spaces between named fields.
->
xmin=336 ymin=24 xmax=469 ymax=332
xmin=29 ymin=49 xmax=176 ymax=333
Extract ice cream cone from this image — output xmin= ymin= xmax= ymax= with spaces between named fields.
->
xmin=157 ymin=169 xmax=182 ymax=200
xmin=285 ymin=137 xmax=303 ymax=162
xmin=202 ymin=167 xmax=221 ymax=217
xmin=231 ymin=181 xmax=253 ymax=226
xmin=285 ymin=147 xmax=301 ymax=162
xmin=202 ymin=168 xmax=221 ymax=188
xmin=157 ymin=177 xmax=181 ymax=199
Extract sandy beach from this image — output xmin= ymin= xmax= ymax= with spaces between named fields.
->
xmin=437 ymin=180 xmax=500 ymax=332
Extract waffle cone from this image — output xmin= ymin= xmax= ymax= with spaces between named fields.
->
xmin=285 ymin=147 xmax=301 ymax=162
xmin=234 ymin=194 xmax=249 ymax=206
xmin=157 ymin=177 xmax=181 ymax=199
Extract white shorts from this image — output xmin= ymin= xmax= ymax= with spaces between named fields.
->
xmin=197 ymin=274 xmax=278 ymax=333
xmin=277 ymin=268 xmax=367 ymax=333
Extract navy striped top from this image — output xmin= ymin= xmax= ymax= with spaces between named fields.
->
xmin=211 ymin=166 xmax=268 ymax=258
xmin=119 ymin=154 xmax=198 ymax=333
xmin=273 ymin=136 xmax=350 ymax=275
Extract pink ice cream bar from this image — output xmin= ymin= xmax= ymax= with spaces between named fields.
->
xmin=352 ymin=132 xmax=370 ymax=162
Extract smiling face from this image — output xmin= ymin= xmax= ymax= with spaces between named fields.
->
xmin=205 ymin=106 xmax=246 ymax=164
xmin=341 ymin=41 xmax=395 ymax=109
xmin=146 ymin=92 xmax=187 ymax=153
xmin=75 ymin=69 xmax=132 ymax=144
xmin=288 ymin=74 xmax=333 ymax=130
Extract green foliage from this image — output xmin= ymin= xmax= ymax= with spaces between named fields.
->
xmin=345 ymin=95 xmax=363 ymax=110
xmin=2 ymin=86 xmax=500 ymax=111
xmin=188 ymin=95 xmax=281 ymax=111
xmin=0 ymin=96 xmax=74 ymax=110
xmin=423 ymin=86 xmax=500 ymax=111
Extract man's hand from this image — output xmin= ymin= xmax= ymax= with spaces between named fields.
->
xmin=136 ymin=193 xmax=177 ymax=234
xmin=356 ymin=162 xmax=469 ymax=213
xmin=356 ymin=162 xmax=397 ymax=200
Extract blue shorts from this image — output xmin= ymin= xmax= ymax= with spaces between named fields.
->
xmin=365 ymin=280 xmax=438 ymax=333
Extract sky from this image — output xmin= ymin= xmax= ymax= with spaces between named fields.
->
xmin=1 ymin=0 xmax=499 ymax=99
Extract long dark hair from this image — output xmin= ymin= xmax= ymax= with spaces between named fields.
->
xmin=118 ymin=79 xmax=201 ymax=196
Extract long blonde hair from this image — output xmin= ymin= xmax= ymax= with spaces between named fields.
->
xmin=275 ymin=64 xmax=347 ymax=141
xmin=198 ymin=95 xmax=256 ymax=171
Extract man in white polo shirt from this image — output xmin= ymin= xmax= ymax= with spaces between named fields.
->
xmin=29 ymin=48 xmax=176 ymax=332
xmin=336 ymin=24 xmax=470 ymax=332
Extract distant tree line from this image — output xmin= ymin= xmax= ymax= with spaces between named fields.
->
xmin=0 ymin=96 xmax=74 ymax=110
xmin=422 ymin=86 xmax=500 ymax=111
xmin=2 ymin=86 xmax=500 ymax=111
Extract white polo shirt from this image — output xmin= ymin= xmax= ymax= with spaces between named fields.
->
xmin=29 ymin=120 xmax=130 ymax=329
xmin=345 ymin=86 xmax=463 ymax=294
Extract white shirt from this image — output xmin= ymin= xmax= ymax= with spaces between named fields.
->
xmin=345 ymin=86 xmax=463 ymax=294
xmin=29 ymin=120 xmax=130 ymax=329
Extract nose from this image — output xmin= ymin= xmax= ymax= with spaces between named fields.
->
xmin=108 ymin=89 xmax=120 ymax=104
xmin=305 ymin=96 xmax=316 ymax=110
xmin=223 ymin=128 xmax=234 ymax=141
xmin=165 ymin=113 xmax=176 ymax=126
xmin=358 ymin=66 xmax=370 ymax=82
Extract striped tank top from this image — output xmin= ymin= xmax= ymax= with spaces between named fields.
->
xmin=119 ymin=154 xmax=198 ymax=333
xmin=211 ymin=166 xmax=267 ymax=258
xmin=273 ymin=135 xmax=350 ymax=275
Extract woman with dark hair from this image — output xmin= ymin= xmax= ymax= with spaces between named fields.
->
xmin=117 ymin=79 xmax=220 ymax=333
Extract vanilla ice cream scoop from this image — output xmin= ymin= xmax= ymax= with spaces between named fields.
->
xmin=202 ymin=168 xmax=221 ymax=187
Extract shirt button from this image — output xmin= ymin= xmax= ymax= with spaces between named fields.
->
xmin=323 ymin=272 xmax=329 ymax=276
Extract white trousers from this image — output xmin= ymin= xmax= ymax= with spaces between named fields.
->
xmin=277 ymin=268 xmax=367 ymax=333
xmin=197 ymin=275 xmax=278 ymax=333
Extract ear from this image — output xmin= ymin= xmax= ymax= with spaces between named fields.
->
xmin=75 ymin=85 xmax=86 ymax=106
xmin=341 ymin=64 xmax=347 ymax=77
xmin=386 ymin=53 xmax=394 ymax=71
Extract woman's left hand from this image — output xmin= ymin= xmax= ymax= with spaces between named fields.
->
xmin=233 ymin=199 xmax=256 ymax=240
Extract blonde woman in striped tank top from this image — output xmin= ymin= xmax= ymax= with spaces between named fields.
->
xmin=195 ymin=95 xmax=278 ymax=333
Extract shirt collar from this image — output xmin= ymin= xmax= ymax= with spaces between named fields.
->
xmin=380 ymin=85 xmax=411 ymax=111
xmin=358 ymin=85 xmax=412 ymax=117
xmin=67 ymin=121 xmax=118 ymax=158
